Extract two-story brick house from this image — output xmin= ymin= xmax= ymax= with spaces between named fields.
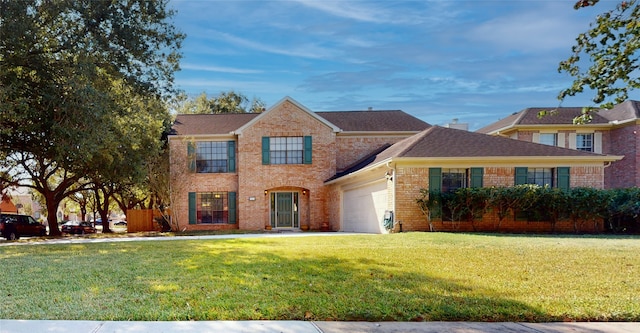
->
xmin=169 ymin=97 xmax=621 ymax=234
xmin=477 ymin=100 xmax=640 ymax=188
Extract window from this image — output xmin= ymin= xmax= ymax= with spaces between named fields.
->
xmin=189 ymin=192 xmax=237 ymax=224
xmin=527 ymin=168 xmax=554 ymax=187
xmin=539 ymin=133 xmax=557 ymax=146
xmin=576 ymin=133 xmax=593 ymax=152
xmin=262 ymin=136 xmax=312 ymax=165
xmin=271 ymin=137 xmax=303 ymax=164
xmin=442 ymin=169 xmax=467 ymax=192
xmin=197 ymin=142 xmax=228 ymax=173
xmin=515 ymin=167 xmax=570 ymax=189
xmin=429 ymin=167 xmax=483 ymax=193
xmin=188 ymin=141 xmax=235 ymax=173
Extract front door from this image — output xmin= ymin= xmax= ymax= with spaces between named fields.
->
xmin=270 ymin=192 xmax=299 ymax=228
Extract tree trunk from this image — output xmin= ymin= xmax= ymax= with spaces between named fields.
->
xmin=45 ymin=193 xmax=61 ymax=236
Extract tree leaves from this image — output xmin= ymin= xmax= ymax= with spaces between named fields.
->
xmin=559 ymin=0 xmax=640 ymax=112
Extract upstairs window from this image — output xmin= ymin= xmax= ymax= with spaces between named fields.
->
xmin=576 ymin=133 xmax=593 ymax=152
xmin=262 ymin=136 xmax=312 ymax=165
xmin=271 ymin=137 xmax=303 ymax=164
xmin=187 ymin=141 xmax=236 ymax=173
xmin=539 ymin=133 xmax=557 ymax=146
xmin=197 ymin=142 xmax=228 ymax=173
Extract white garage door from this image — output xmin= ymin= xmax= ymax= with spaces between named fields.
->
xmin=342 ymin=180 xmax=388 ymax=234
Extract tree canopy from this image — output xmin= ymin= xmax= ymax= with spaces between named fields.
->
xmin=559 ymin=0 xmax=640 ymax=112
xmin=0 ymin=0 xmax=183 ymax=232
xmin=175 ymin=91 xmax=266 ymax=114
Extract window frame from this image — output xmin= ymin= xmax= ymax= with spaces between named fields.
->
xmin=527 ymin=168 xmax=554 ymax=187
xmin=270 ymin=136 xmax=304 ymax=165
xmin=539 ymin=133 xmax=557 ymax=146
xmin=576 ymin=133 xmax=594 ymax=152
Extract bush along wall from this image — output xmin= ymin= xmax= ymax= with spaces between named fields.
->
xmin=416 ymin=186 xmax=640 ymax=234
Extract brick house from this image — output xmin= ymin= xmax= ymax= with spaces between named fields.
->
xmin=477 ymin=100 xmax=640 ymax=189
xmin=169 ymin=97 xmax=621 ymax=234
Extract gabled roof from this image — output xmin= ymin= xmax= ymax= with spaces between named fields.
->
xmin=599 ymin=100 xmax=640 ymax=122
xmin=476 ymin=107 xmax=610 ymax=134
xmin=328 ymin=126 xmax=621 ymax=183
xmin=170 ymin=96 xmax=430 ymax=136
xmin=235 ymin=96 xmax=341 ymax=134
xmin=387 ymin=126 xmax=606 ymax=159
xmin=477 ymin=100 xmax=640 ymax=134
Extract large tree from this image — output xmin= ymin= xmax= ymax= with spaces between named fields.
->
xmin=0 ymin=0 xmax=183 ymax=233
xmin=175 ymin=91 xmax=266 ymax=114
xmin=559 ymin=0 xmax=639 ymax=120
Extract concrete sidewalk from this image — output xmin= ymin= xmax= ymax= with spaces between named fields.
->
xmin=0 ymin=320 xmax=638 ymax=333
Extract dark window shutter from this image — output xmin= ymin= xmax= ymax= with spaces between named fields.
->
xmin=514 ymin=167 xmax=528 ymax=185
xmin=557 ymin=167 xmax=570 ymax=190
xmin=187 ymin=142 xmax=196 ymax=172
xmin=188 ymin=192 xmax=197 ymax=225
xmin=470 ymin=168 xmax=483 ymax=188
xmin=303 ymin=136 xmax=312 ymax=164
xmin=429 ymin=168 xmax=442 ymax=193
xmin=262 ymin=137 xmax=270 ymax=165
xmin=228 ymin=192 xmax=237 ymax=224
xmin=228 ymin=141 xmax=236 ymax=172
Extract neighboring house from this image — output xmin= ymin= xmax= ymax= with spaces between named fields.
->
xmin=477 ymin=100 xmax=640 ymax=189
xmin=169 ymin=97 xmax=621 ymax=234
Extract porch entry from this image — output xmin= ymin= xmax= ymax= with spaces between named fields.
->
xmin=270 ymin=192 xmax=299 ymax=228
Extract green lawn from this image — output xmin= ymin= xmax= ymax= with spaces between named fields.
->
xmin=1 ymin=233 xmax=639 ymax=322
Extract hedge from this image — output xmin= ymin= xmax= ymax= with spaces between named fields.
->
xmin=416 ymin=186 xmax=640 ymax=234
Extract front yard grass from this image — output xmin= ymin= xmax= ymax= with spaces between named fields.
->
xmin=1 ymin=233 xmax=638 ymax=322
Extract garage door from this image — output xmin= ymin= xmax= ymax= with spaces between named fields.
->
xmin=342 ymin=180 xmax=388 ymax=234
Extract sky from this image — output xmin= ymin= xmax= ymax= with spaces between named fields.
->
xmin=169 ymin=0 xmax=635 ymax=130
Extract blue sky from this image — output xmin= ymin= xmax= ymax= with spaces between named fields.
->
xmin=169 ymin=0 xmax=633 ymax=130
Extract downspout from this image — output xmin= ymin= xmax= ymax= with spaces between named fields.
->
xmin=386 ymin=161 xmax=398 ymax=231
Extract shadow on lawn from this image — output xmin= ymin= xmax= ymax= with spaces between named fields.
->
xmin=143 ymin=241 xmax=555 ymax=322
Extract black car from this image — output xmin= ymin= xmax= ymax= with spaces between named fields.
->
xmin=61 ymin=221 xmax=97 ymax=235
xmin=0 ymin=213 xmax=47 ymax=240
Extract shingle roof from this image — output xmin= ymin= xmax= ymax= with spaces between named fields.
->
xmin=316 ymin=111 xmax=430 ymax=132
xmin=599 ymin=100 xmax=640 ymax=122
xmin=477 ymin=101 xmax=640 ymax=134
xmin=391 ymin=126 xmax=605 ymax=158
xmin=330 ymin=126 xmax=610 ymax=181
xmin=171 ymin=110 xmax=430 ymax=135
xmin=476 ymin=107 xmax=611 ymax=134
xmin=171 ymin=113 xmax=260 ymax=135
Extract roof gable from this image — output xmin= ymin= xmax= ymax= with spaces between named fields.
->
xmin=478 ymin=100 xmax=640 ymax=134
xmin=235 ymin=96 xmax=341 ymax=135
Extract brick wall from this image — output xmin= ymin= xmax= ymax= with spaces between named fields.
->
xmin=606 ymin=124 xmax=639 ymax=188
xmin=425 ymin=211 xmax=604 ymax=233
xmin=571 ymin=166 xmax=605 ymax=189
xmin=335 ymin=135 xmax=409 ymax=171
xmin=388 ymin=165 xmax=607 ymax=233
xmin=169 ymin=138 xmax=240 ymax=232
xmin=237 ymin=100 xmax=337 ymax=230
